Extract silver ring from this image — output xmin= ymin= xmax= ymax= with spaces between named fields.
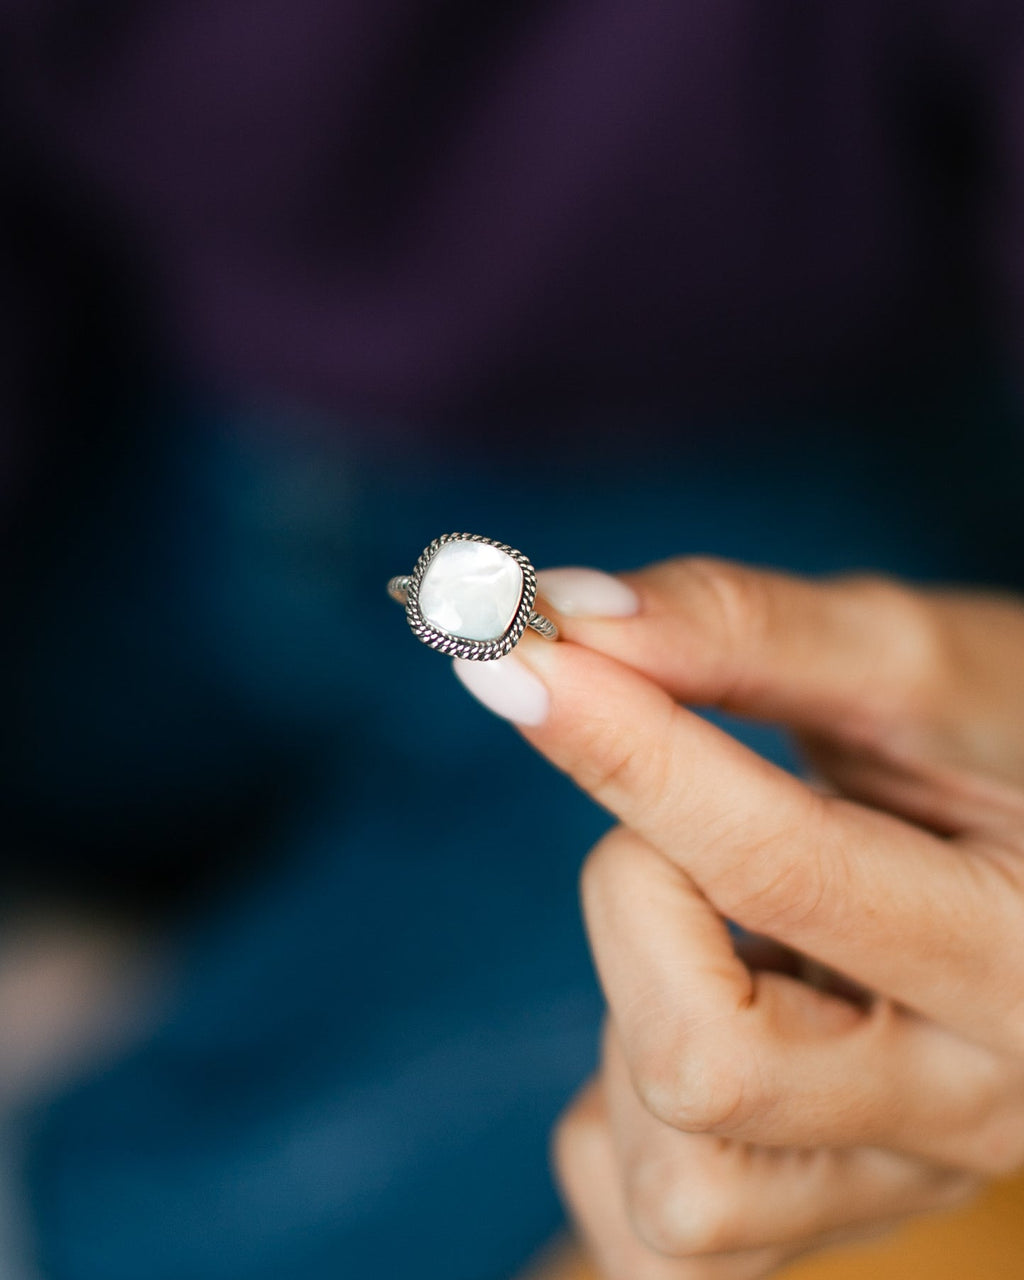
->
xmin=388 ymin=532 xmax=558 ymax=660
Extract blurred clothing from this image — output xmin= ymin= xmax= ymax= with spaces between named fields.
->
xmin=4 ymin=0 xmax=1024 ymax=478
xmin=9 ymin=389 xmax=1023 ymax=1280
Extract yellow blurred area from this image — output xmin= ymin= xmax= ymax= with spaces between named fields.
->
xmin=527 ymin=1169 xmax=1024 ymax=1280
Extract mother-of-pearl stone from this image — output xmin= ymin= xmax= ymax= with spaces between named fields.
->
xmin=418 ymin=541 xmax=524 ymax=641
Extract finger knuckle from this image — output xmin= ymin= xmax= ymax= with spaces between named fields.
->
xmin=551 ymin=1094 xmax=597 ymax=1179
xmin=946 ymin=1060 xmax=1024 ymax=1177
xmin=550 ymin=1107 xmax=579 ymax=1179
xmin=550 ymin=1086 xmax=607 ymax=1206
xmin=579 ymin=826 xmax=653 ymax=931
xmin=665 ymin=557 xmax=772 ymax=692
xmin=626 ymin=1152 xmax=740 ymax=1257
xmin=632 ymin=1031 xmax=753 ymax=1136
xmin=570 ymin=704 xmax=679 ymax=819
xmin=552 ymin=1090 xmax=680 ymax=1280
xmin=716 ymin=791 xmax=845 ymax=935
xmin=838 ymin=576 xmax=947 ymax=736
xmin=579 ymin=833 xmax=618 ymax=916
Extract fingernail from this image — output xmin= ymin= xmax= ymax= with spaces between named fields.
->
xmin=453 ymin=653 xmax=550 ymax=726
xmin=536 ymin=567 xmax=640 ymax=618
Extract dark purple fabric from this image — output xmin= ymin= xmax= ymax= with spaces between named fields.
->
xmin=2 ymin=0 xmax=1024 ymax=451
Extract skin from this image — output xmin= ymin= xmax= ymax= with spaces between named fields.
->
xmin=504 ymin=558 xmax=1024 ymax=1279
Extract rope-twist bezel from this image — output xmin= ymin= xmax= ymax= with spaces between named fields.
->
xmin=391 ymin=532 xmax=555 ymax=660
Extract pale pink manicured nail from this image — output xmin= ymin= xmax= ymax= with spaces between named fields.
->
xmin=536 ymin=567 xmax=639 ymax=618
xmin=453 ymin=653 xmax=550 ymax=727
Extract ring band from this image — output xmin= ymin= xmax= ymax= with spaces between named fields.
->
xmin=388 ymin=532 xmax=558 ymax=660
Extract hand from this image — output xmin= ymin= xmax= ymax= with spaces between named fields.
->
xmin=454 ymin=559 xmax=1024 ymax=1278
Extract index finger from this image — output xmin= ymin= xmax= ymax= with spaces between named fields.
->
xmin=454 ymin=637 xmax=1024 ymax=1052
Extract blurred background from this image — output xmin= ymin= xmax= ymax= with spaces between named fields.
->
xmin=2 ymin=3 xmax=1024 ymax=1278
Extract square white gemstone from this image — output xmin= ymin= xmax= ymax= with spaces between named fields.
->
xmin=418 ymin=541 xmax=524 ymax=641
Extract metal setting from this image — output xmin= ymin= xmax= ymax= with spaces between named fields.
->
xmin=388 ymin=532 xmax=558 ymax=660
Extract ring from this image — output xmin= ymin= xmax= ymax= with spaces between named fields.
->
xmin=388 ymin=532 xmax=558 ymax=660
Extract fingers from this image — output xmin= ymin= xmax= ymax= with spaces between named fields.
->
xmin=553 ymin=1078 xmax=948 ymax=1280
xmin=600 ymin=1029 xmax=979 ymax=1256
xmin=799 ymin=732 xmax=1024 ymax=839
xmin=554 ymin=1080 xmax=786 ymax=1280
xmin=538 ymin=558 xmax=1024 ymax=818
xmin=580 ymin=827 xmax=1024 ymax=1170
xmin=483 ymin=633 xmax=1024 ymax=1055
xmin=538 ymin=559 xmax=944 ymax=749
xmin=539 ymin=560 xmax=1024 ymax=784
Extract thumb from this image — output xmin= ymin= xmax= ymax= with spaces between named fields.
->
xmin=535 ymin=558 xmax=950 ymax=756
